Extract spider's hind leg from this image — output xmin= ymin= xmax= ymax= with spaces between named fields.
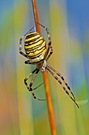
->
xmin=46 ymin=64 xmax=79 ymax=108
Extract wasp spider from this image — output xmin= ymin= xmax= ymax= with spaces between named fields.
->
xmin=19 ymin=22 xmax=79 ymax=108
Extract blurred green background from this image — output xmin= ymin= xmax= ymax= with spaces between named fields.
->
xmin=0 ymin=0 xmax=89 ymax=135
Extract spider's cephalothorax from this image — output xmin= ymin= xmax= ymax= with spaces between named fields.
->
xmin=19 ymin=22 xmax=79 ymax=108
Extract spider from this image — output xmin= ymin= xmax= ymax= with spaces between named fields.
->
xmin=19 ymin=22 xmax=79 ymax=108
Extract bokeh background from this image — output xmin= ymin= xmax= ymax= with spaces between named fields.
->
xmin=0 ymin=0 xmax=89 ymax=135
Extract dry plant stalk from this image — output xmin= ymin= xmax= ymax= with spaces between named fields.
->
xmin=31 ymin=0 xmax=57 ymax=135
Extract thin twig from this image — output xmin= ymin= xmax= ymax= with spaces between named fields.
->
xmin=31 ymin=0 xmax=57 ymax=135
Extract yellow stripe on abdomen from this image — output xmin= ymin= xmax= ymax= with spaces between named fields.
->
xmin=24 ymin=34 xmax=40 ymax=42
xmin=28 ymin=46 xmax=45 ymax=57
xmin=24 ymin=39 xmax=44 ymax=49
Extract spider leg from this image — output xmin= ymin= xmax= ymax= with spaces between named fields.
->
xmin=19 ymin=36 xmax=28 ymax=58
xmin=46 ymin=64 xmax=79 ymax=108
xmin=47 ymin=64 xmax=76 ymax=100
xmin=29 ymin=69 xmax=45 ymax=101
xmin=45 ymin=27 xmax=53 ymax=61
xmin=25 ymin=60 xmax=33 ymax=64
xmin=19 ymin=26 xmax=35 ymax=58
xmin=25 ymin=60 xmax=40 ymax=65
xmin=24 ymin=68 xmax=45 ymax=101
xmin=33 ymin=82 xmax=43 ymax=90
xmin=36 ymin=22 xmax=53 ymax=61
xmin=24 ymin=68 xmax=37 ymax=89
xmin=25 ymin=26 xmax=35 ymax=34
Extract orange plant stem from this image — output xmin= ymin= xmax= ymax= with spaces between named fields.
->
xmin=42 ymin=71 xmax=57 ymax=135
xmin=32 ymin=0 xmax=40 ymax=33
xmin=31 ymin=0 xmax=57 ymax=135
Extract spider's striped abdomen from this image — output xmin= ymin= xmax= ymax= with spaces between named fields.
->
xmin=24 ymin=32 xmax=47 ymax=64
